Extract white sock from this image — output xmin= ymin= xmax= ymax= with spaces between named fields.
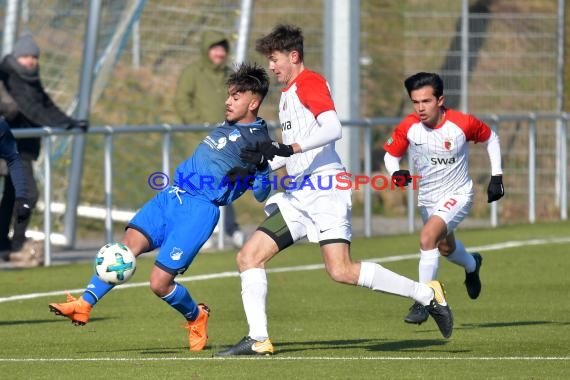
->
xmin=241 ymin=268 xmax=268 ymax=341
xmin=357 ymin=261 xmax=431 ymax=302
xmin=419 ymin=248 xmax=440 ymax=283
xmin=445 ymin=240 xmax=476 ymax=272
xmin=415 ymin=283 xmax=436 ymax=306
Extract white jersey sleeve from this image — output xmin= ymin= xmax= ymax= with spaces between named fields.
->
xmin=278 ymin=70 xmax=345 ymax=181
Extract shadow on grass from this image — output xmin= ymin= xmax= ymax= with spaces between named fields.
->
xmin=75 ymin=338 xmax=454 ymax=356
xmin=257 ymin=338 xmax=451 ymax=354
xmin=77 ymin=346 xmax=184 ymax=355
xmin=0 ymin=316 xmax=109 ymax=326
xmin=458 ymin=320 xmax=569 ymax=329
xmin=367 ymin=339 xmax=449 ymax=352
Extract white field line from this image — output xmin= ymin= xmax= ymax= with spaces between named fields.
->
xmin=1 ymin=237 xmax=569 ymax=305
xmin=0 ymin=356 xmax=568 ymax=362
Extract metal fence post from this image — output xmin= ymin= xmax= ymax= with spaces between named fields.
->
xmin=407 ymin=155 xmax=415 ymax=233
xmin=1 ymin=0 xmax=19 ymax=58
xmin=131 ymin=20 xmax=140 ymax=69
xmin=528 ymin=113 xmax=536 ymax=223
xmin=217 ymin=207 xmax=225 ymax=250
xmin=104 ymin=128 xmax=114 ymax=243
xmin=363 ymin=122 xmax=372 ymax=237
xmin=559 ymin=112 xmax=568 ymax=220
xmin=63 ymin=0 xmax=101 ymax=248
xmin=162 ymin=124 xmax=171 ymax=181
xmin=490 ymin=115 xmax=499 ymax=227
xmin=42 ymin=131 xmax=52 ymax=266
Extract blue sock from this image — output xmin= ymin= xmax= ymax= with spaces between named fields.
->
xmin=82 ymin=275 xmax=115 ymax=306
xmin=161 ymin=282 xmax=199 ymax=321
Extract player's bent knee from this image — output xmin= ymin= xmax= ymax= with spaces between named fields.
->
xmin=236 ymin=248 xmax=262 ymax=271
xmin=326 ymin=266 xmax=355 ymax=285
xmin=149 ymin=278 xmax=171 ymax=297
xmin=419 ymin=233 xmax=438 ymax=251
xmin=236 ymin=234 xmax=277 ymax=271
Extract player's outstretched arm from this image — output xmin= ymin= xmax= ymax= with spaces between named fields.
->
xmin=383 ymin=151 xmax=402 ymax=176
xmin=484 ymin=129 xmax=504 ymax=203
xmin=295 ymin=110 xmax=342 ymax=153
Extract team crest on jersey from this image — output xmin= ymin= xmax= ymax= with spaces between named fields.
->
xmin=443 ymin=138 xmax=454 ymax=151
xmin=215 ymin=137 xmax=227 ymax=149
xmin=386 ymin=137 xmax=393 ymax=145
xmin=170 ymin=247 xmax=183 ymax=261
xmin=229 ymin=129 xmax=241 ymax=142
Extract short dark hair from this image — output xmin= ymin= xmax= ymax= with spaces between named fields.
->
xmin=404 ymin=72 xmax=444 ymax=98
xmin=255 ymin=24 xmax=304 ymax=61
xmin=226 ymin=62 xmax=270 ymax=100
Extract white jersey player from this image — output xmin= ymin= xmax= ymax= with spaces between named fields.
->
xmin=216 ymin=25 xmax=454 ymax=357
xmin=383 ymin=72 xmax=504 ymax=325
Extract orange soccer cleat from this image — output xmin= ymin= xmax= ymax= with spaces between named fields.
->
xmin=48 ymin=293 xmax=92 ymax=326
xmin=184 ymin=303 xmax=211 ymax=351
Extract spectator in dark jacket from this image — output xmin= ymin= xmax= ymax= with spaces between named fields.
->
xmin=0 ymin=119 xmax=31 ymax=260
xmin=0 ymin=33 xmax=86 ymax=255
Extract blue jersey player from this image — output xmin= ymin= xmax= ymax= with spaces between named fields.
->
xmin=49 ymin=62 xmax=272 ymax=352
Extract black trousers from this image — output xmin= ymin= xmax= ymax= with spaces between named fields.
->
xmin=0 ymin=158 xmax=38 ymax=251
xmin=224 ymin=203 xmax=240 ymax=236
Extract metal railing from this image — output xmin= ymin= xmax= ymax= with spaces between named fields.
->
xmin=10 ymin=112 xmax=569 ymax=266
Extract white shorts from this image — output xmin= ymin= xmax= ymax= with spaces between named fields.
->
xmin=264 ymin=171 xmax=352 ymax=243
xmin=419 ymin=193 xmax=473 ymax=234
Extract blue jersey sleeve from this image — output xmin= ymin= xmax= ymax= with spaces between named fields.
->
xmin=175 ymin=117 xmax=272 ymax=206
xmin=252 ymin=166 xmax=271 ymax=202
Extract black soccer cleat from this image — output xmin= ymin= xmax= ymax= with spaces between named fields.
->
xmin=425 ymin=281 xmax=453 ymax=338
xmin=465 ymin=252 xmax=483 ymax=299
xmin=404 ymin=302 xmax=429 ymax=325
xmin=214 ymin=336 xmax=275 ymax=357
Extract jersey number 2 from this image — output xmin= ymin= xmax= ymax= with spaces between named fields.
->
xmin=443 ymin=198 xmax=458 ymax=210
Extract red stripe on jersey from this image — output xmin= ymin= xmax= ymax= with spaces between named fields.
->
xmin=444 ymin=109 xmax=491 ymax=143
xmin=383 ymin=114 xmax=417 ymax=157
xmin=286 ymin=70 xmax=335 ymax=118
xmin=384 ymin=109 xmax=491 ymax=158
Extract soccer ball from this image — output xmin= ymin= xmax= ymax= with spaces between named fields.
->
xmin=94 ymin=242 xmax=136 ymax=285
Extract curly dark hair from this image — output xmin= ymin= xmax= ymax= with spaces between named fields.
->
xmin=226 ymin=62 xmax=270 ymax=100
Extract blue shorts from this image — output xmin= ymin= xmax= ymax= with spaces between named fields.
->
xmin=128 ymin=188 xmax=220 ymax=275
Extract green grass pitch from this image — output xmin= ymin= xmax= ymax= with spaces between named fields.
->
xmin=0 ymin=221 xmax=569 ymax=379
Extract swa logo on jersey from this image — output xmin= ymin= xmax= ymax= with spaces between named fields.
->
xmin=430 ymin=156 xmax=457 ymax=165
